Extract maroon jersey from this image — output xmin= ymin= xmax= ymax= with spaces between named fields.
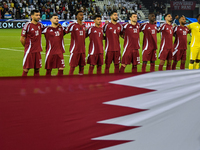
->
xmin=21 ymin=22 xmax=45 ymax=53
xmin=173 ymin=25 xmax=189 ymax=50
xmin=42 ymin=26 xmax=66 ymax=55
xmin=86 ymin=26 xmax=104 ymax=54
xmin=158 ymin=23 xmax=173 ymax=50
xmin=122 ymin=22 xmax=140 ymax=51
xmin=103 ymin=22 xmax=123 ymax=52
xmin=141 ymin=23 xmax=157 ymax=51
xmin=65 ymin=22 xmax=86 ymax=53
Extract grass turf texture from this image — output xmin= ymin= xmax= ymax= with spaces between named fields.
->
xmin=0 ymin=29 xmax=191 ymax=76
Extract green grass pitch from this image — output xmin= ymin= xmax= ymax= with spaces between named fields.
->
xmin=0 ymin=29 xmax=191 ymax=77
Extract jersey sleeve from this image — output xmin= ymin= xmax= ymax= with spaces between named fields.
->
xmin=173 ymin=26 xmax=178 ymax=36
xmin=62 ymin=26 xmax=67 ymax=35
xmin=21 ymin=22 xmax=30 ymax=37
xmin=41 ymin=27 xmax=48 ymax=34
xmin=65 ymin=22 xmax=75 ymax=34
xmin=40 ymin=23 xmax=46 ymax=31
xmin=103 ymin=23 xmax=109 ymax=33
xmin=158 ymin=24 xmax=165 ymax=33
xmin=140 ymin=23 xmax=147 ymax=32
xmin=86 ymin=27 xmax=92 ymax=38
xmin=120 ymin=24 xmax=123 ymax=35
xmin=187 ymin=23 xmax=192 ymax=30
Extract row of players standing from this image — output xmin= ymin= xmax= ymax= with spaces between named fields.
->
xmin=20 ymin=10 xmax=190 ymax=76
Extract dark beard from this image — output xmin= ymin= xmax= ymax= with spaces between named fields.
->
xmin=34 ymin=18 xmax=39 ymax=22
xmin=113 ymin=19 xmax=118 ymax=22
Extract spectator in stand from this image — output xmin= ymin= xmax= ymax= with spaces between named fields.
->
xmin=173 ymin=15 xmax=180 ymax=26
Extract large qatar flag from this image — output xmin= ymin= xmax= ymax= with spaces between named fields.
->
xmin=1 ymin=70 xmax=200 ymax=150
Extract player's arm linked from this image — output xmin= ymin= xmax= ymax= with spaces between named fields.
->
xmin=20 ymin=36 xmax=25 ymax=47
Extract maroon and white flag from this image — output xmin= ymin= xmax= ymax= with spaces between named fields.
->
xmin=1 ymin=70 xmax=200 ymax=150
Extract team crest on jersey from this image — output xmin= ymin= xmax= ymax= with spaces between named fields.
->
xmin=167 ymin=28 xmax=168 ymax=30
xmin=38 ymin=26 xmax=40 ymax=29
xmin=136 ymin=26 xmax=138 ymax=28
xmin=118 ymin=27 xmax=120 ymax=30
xmin=94 ymin=30 xmax=97 ymax=33
xmin=155 ymin=27 xmax=157 ymax=29
xmin=76 ymin=28 xmax=79 ymax=30
xmin=148 ymin=27 xmax=151 ymax=29
xmin=50 ymin=29 xmax=53 ymax=32
xmin=31 ymin=28 xmax=34 ymax=31
xmin=129 ymin=26 xmax=132 ymax=28
xmin=83 ymin=27 xmax=85 ymax=30
xmin=58 ymin=28 xmax=61 ymax=31
xmin=180 ymin=29 xmax=182 ymax=31
xmin=109 ymin=27 xmax=112 ymax=29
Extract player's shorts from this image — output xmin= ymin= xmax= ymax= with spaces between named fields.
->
xmin=173 ymin=49 xmax=186 ymax=61
xmin=105 ymin=51 xmax=121 ymax=65
xmin=45 ymin=53 xmax=65 ymax=69
xmin=158 ymin=49 xmax=173 ymax=60
xmin=69 ymin=53 xmax=86 ymax=67
xmin=121 ymin=49 xmax=140 ymax=65
xmin=23 ymin=52 xmax=42 ymax=69
xmin=142 ymin=49 xmax=157 ymax=62
xmin=87 ymin=53 xmax=104 ymax=66
xmin=190 ymin=46 xmax=200 ymax=60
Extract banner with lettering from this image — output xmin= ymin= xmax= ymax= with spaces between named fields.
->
xmin=170 ymin=1 xmax=196 ymax=10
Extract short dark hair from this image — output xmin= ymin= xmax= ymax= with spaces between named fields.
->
xmin=94 ymin=14 xmax=101 ymax=20
xmin=175 ymin=14 xmax=179 ymax=17
xmin=75 ymin=11 xmax=83 ymax=16
xmin=164 ymin=13 xmax=170 ymax=19
xmin=110 ymin=10 xmax=117 ymax=16
xmin=31 ymin=10 xmax=40 ymax=15
xmin=50 ymin=14 xmax=58 ymax=18
xmin=148 ymin=12 xmax=155 ymax=16
xmin=179 ymin=15 xmax=185 ymax=20
xmin=130 ymin=13 xmax=137 ymax=17
xmin=196 ymin=14 xmax=200 ymax=19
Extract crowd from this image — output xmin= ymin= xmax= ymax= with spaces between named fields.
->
xmin=0 ymin=0 xmax=143 ymax=20
xmin=149 ymin=1 xmax=166 ymax=20
xmin=0 ymin=0 xmax=102 ymax=20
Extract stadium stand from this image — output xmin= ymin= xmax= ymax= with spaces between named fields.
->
xmin=4 ymin=0 xmax=199 ymax=20
xmin=0 ymin=0 xmax=153 ymax=20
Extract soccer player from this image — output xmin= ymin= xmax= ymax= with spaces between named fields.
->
xmin=86 ymin=14 xmax=104 ymax=75
xmin=103 ymin=10 xmax=123 ymax=74
xmin=172 ymin=15 xmax=189 ymax=70
xmin=120 ymin=13 xmax=140 ymax=73
xmin=141 ymin=13 xmax=158 ymax=72
xmin=187 ymin=14 xmax=200 ymax=69
xmin=65 ymin=11 xmax=86 ymax=75
xmin=158 ymin=13 xmax=173 ymax=71
xmin=42 ymin=14 xmax=66 ymax=76
xmin=20 ymin=10 xmax=45 ymax=77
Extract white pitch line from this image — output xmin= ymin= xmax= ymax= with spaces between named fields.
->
xmin=0 ymin=48 xmax=70 ymax=57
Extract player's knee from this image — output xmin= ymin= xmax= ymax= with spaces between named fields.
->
xmin=23 ymin=69 xmax=29 ymax=72
xmin=150 ymin=61 xmax=155 ymax=63
xmin=181 ymin=60 xmax=185 ymax=64
xmin=190 ymin=60 xmax=194 ymax=64
xmin=58 ymin=68 xmax=64 ymax=70
xmin=167 ymin=60 xmax=172 ymax=65
xmin=121 ymin=64 xmax=126 ymax=67
xmin=160 ymin=60 xmax=165 ymax=65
